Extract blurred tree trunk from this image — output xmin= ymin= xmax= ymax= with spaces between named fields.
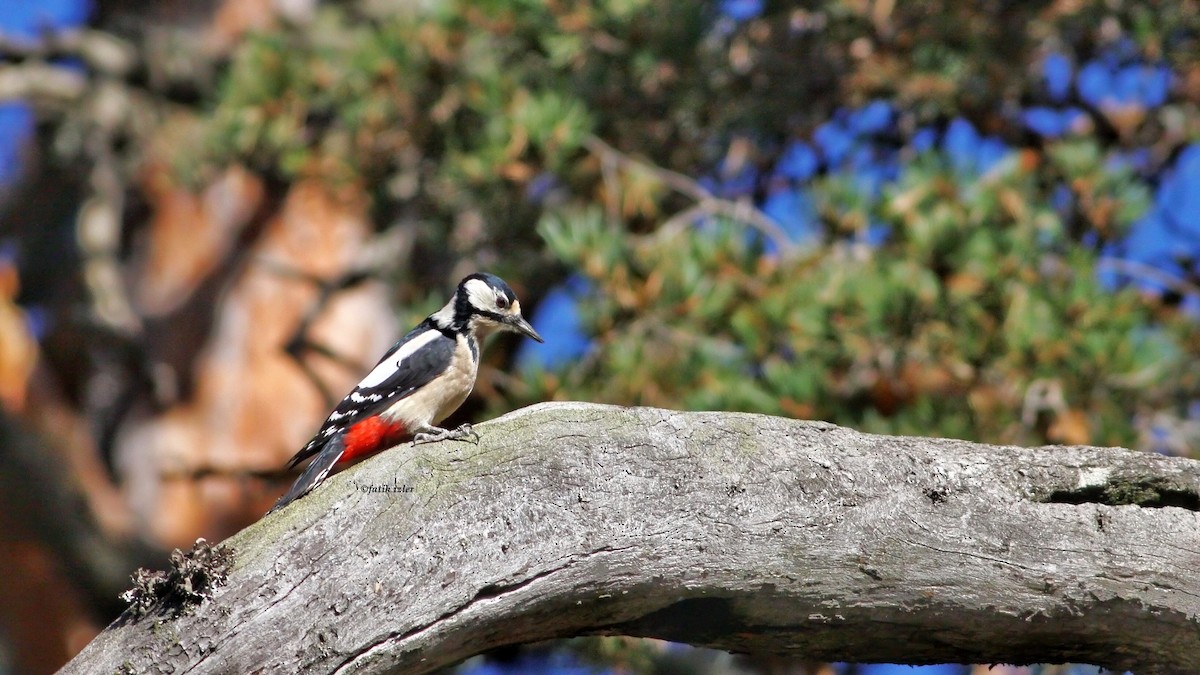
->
xmin=63 ymin=404 xmax=1200 ymax=674
xmin=0 ymin=1 xmax=400 ymax=672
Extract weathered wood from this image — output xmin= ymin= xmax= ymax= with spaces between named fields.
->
xmin=63 ymin=402 xmax=1200 ymax=674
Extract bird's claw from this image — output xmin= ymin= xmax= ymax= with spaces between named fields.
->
xmin=412 ymin=423 xmax=479 ymax=445
xmin=456 ymin=423 xmax=481 ymax=444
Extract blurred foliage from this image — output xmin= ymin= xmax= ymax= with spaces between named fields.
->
xmin=3 ymin=1 xmax=1196 ymax=672
xmin=186 ymin=0 xmax=1200 ymax=451
xmin=533 ymin=158 xmax=1195 ymax=448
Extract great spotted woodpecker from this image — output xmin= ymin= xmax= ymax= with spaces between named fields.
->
xmin=268 ymin=273 xmax=543 ymax=513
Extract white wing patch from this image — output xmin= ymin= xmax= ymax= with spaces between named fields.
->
xmin=379 ymin=333 xmax=479 ymax=428
xmin=357 ymin=330 xmax=442 ymax=388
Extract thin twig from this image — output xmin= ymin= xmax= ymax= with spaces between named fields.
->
xmin=654 ymin=203 xmax=708 ymax=241
xmin=584 ymin=135 xmax=799 ymax=255
xmin=255 ymin=256 xmax=380 ymax=407
xmin=1096 ymin=257 xmax=1200 ymax=298
xmin=0 ymin=62 xmax=87 ymax=102
xmin=0 ymin=28 xmax=137 ymax=76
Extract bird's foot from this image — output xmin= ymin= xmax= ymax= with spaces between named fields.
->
xmin=413 ymin=423 xmax=479 ymax=445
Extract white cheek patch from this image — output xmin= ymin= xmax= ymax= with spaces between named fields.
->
xmin=464 ymin=278 xmax=497 ymax=311
xmin=358 ymin=330 xmax=441 ymax=388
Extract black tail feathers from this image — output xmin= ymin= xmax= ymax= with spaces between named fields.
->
xmin=267 ymin=435 xmax=345 ymax=515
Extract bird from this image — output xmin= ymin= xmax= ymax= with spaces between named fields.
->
xmin=268 ymin=272 xmax=543 ymax=513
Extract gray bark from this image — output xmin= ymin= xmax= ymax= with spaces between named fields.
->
xmin=63 ymin=402 xmax=1200 ymax=674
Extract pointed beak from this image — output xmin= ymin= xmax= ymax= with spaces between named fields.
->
xmin=507 ymin=315 xmax=544 ymax=342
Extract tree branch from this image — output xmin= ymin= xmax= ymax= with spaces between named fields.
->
xmin=63 ymin=403 xmax=1200 ymax=673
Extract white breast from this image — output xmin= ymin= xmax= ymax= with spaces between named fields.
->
xmin=380 ymin=335 xmax=478 ymax=430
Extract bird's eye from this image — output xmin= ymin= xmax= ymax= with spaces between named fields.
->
xmin=496 ymin=296 xmax=509 ymax=309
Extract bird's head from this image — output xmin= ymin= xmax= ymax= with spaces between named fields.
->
xmin=455 ymin=273 xmax=543 ymax=342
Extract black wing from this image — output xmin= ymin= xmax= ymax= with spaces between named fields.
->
xmin=285 ymin=321 xmax=455 ymax=469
